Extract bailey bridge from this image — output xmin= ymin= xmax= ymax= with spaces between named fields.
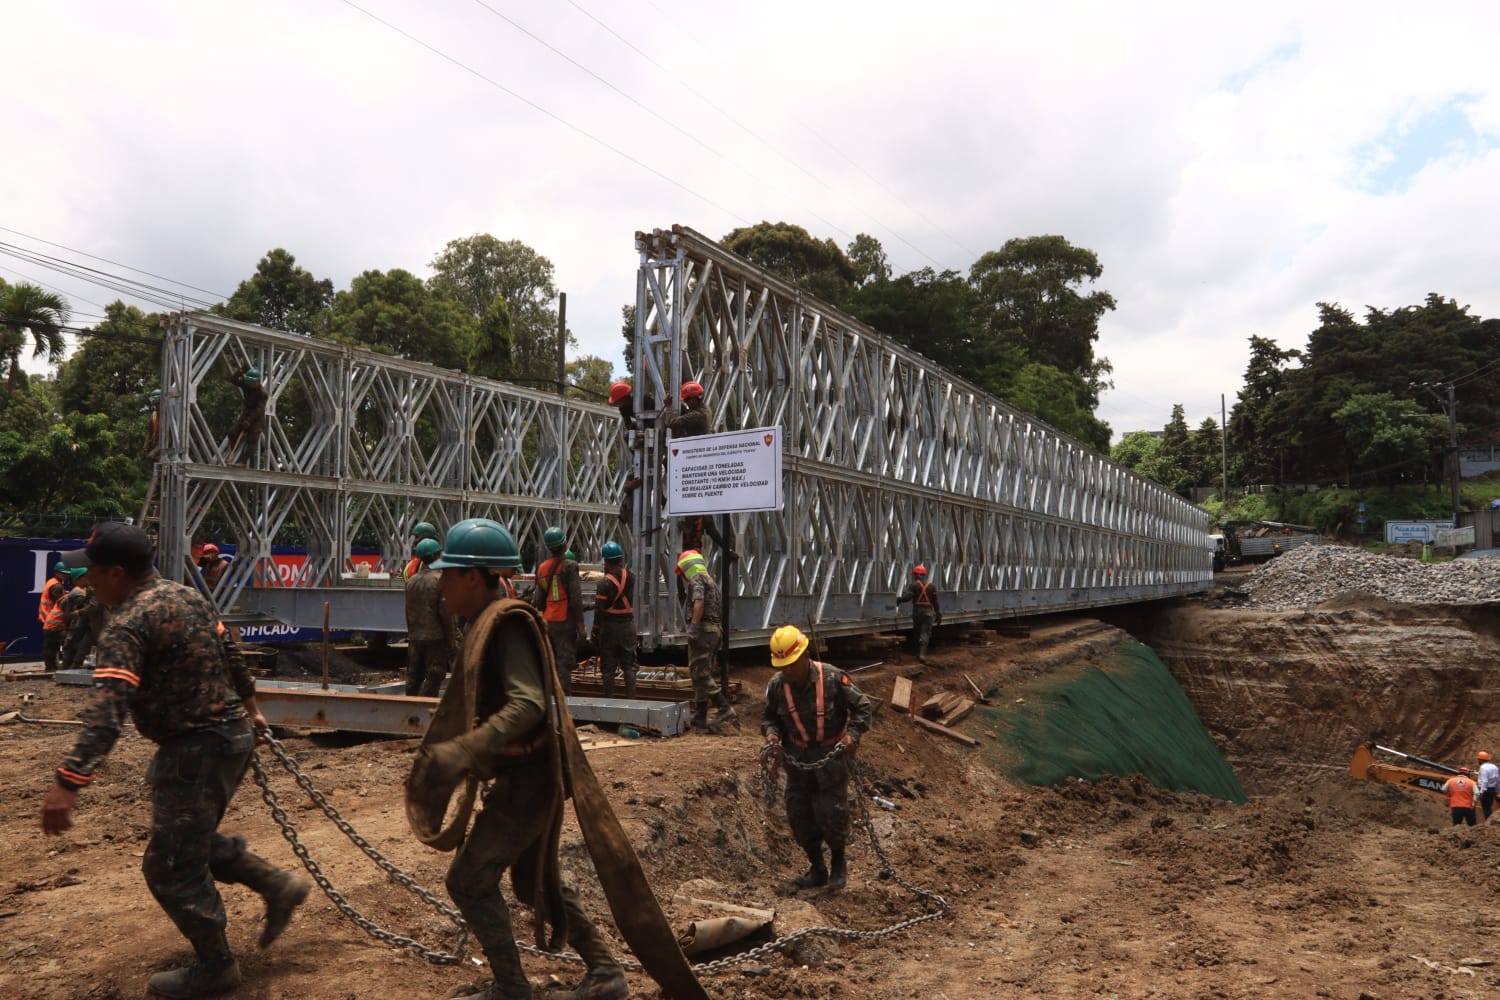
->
xmin=152 ymin=224 xmax=1210 ymax=650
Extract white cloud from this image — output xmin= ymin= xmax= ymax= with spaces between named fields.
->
xmin=8 ymin=1 xmax=1500 ymax=440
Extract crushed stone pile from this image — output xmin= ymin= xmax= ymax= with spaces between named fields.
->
xmin=1241 ymin=544 xmax=1500 ymax=610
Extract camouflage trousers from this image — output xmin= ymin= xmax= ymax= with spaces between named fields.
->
xmin=912 ymin=608 xmax=936 ymax=655
xmin=687 ymin=624 xmax=722 ymax=702
xmin=783 ymin=748 xmax=852 ymax=851
xmin=546 ymin=620 xmax=579 ymax=695
xmin=446 ymin=758 xmax=617 ymax=990
xmin=42 ymin=629 xmax=66 ymax=672
xmin=595 ymin=618 xmax=637 ymax=698
xmin=144 ymin=722 xmax=286 ymax=942
xmin=405 ymin=638 xmax=452 ymax=697
xmin=61 ymin=624 xmax=96 ymax=670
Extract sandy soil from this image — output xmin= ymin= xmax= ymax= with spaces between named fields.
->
xmin=4 ymin=616 xmax=1500 ymax=1000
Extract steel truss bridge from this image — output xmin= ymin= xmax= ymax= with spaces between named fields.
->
xmin=154 ymin=225 xmax=1209 ymax=649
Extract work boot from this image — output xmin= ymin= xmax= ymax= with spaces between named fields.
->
xmin=258 ymin=870 xmax=313 ymax=948
xmin=573 ymin=965 xmax=628 ymax=1000
xmin=456 ymin=983 xmax=533 ymax=1000
xmin=623 ymin=674 xmax=636 ymax=700
xmin=827 ymin=845 xmax=848 ymax=890
xmin=690 ymin=701 xmax=710 ymax=731
xmin=600 ymin=675 xmax=615 ymax=698
xmin=146 ymin=931 xmax=241 ymax=999
xmin=793 ymin=841 xmax=828 ymax=888
xmin=708 ymin=692 xmax=739 ymax=733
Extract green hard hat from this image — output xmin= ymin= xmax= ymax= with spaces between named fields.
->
xmin=412 ymin=521 xmax=439 ymax=540
xmin=601 ymin=540 xmax=624 ymax=561
xmin=244 ymin=367 xmax=261 ymax=383
xmin=414 ymin=537 xmax=443 ymax=561
xmin=53 ymin=561 xmax=67 ymax=574
xmin=431 ymin=518 xmax=521 ymax=570
xmin=543 ymin=526 xmax=566 ymax=550
xmin=66 ymin=567 xmax=89 ymax=580
xmin=565 ymin=549 xmax=576 ymax=561
xmin=149 ymin=389 xmax=162 ymax=402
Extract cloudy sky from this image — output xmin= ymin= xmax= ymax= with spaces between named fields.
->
xmin=8 ymin=1 xmax=1499 ymax=438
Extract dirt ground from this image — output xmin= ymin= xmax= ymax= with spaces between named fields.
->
xmin=5 ymin=610 xmax=1500 ymax=1000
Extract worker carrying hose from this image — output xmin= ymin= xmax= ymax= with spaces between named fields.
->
xmin=761 ymin=626 xmax=873 ymax=891
xmin=1442 ymin=766 xmax=1478 ymax=827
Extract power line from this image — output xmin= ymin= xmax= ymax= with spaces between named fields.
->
xmin=0 ymin=225 xmax=228 ymax=300
xmin=0 ymin=243 xmax=217 ymax=311
xmin=339 ymin=0 xmax=750 ymax=227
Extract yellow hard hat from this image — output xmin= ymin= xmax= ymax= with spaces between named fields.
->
xmin=676 ymin=550 xmax=707 ymax=578
xmin=769 ymin=625 xmax=810 ymax=668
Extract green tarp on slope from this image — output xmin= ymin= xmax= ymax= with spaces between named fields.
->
xmin=978 ymin=640 xmax=1246 ymax=803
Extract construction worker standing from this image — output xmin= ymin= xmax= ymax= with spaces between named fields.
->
xmin=1442 ymin=766 xmax=1478 ymax=827
xmin=404 ymin=522 xmax=441 ymax=580
xmin=667 ymin=381 xmax=734 ymax=558
xmin=59 ymin=568 xmax=104 ymax=670
xmin=226 ymin=364 xmax=267 ymax=466
xmin=894 ymin=564 xmax=943 ymax=663
xmin=40 ymin=522 xmax=311 ymax=998
xmin=143 ymin=388 xmax=163 ymax=461
xmin=677 ymin=550 xmax=736 ymax=732
xmin=416 ymin=518 xmax=629 ymax=1000
xmin=196 ymin=544 xmax=227 ymax=592
xmin=404 ymin=538 xmax=455 ymax=697
xmin=762 ymin=626 xmax=873 ymax=891
xmin=591 ymin=541 xmax=637 ymax=698
xmin=530 ymin=526 xmax=584 ymax=695
xmin=1477 ymin=751 xmax=1499 ymax=820
xmin=38 ymin=560 xmax=71 ymax=670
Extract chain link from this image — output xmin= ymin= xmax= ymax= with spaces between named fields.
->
xmin=250 ymin=733 xmax=949 ymax=978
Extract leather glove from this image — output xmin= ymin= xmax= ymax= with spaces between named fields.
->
xmin=839 ymin=731 xmax=859 ymax=757
xmin=686 ymin=622 xmax=701 ymax=639
xmin=421 ymin=729 xmax=489 ymax=784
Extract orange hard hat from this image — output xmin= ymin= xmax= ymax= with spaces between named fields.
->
xmin=912 ymin=564 xmax=927 ymax=576
xmin=1459 ymin=766 xmax=1471 ymax=774
xmin=680 ymin=380 xmax=705 ymax=401
xmin=608 ymin=381 xmax=631 ymax=405
xmin=1479 ymin=752 xmax=1492 ymax=761
xmin=201 ymin=544 xmax=219 ymax=556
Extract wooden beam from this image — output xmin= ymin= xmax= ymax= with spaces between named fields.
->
xmin=914 ymin=716 xmax=980 ymax=747
xmin=891 ymin=676 xmax=914 ymax=716
xmin=938 ymin=699 xmax=975 ymax=727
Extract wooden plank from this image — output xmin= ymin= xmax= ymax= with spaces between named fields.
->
xmin=920 ymin=692 xmax=951 ymax=717
xmin=963 ymin=674 xmax=985 ymax=700
xmin=938 ymin=699 xmax=975 ymax=727
xmin=914 ymin=716 xmax=981 ymax=747
xmin=890 ymin=676 xmax=914 ymax=715
xmin=670 ymin=895 xmax=777 ymax=923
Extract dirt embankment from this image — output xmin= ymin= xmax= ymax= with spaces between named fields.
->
xmin=5 ymin=597 xmax=1500 ymax=999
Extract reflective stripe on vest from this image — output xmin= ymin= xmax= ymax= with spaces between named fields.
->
xmin=39 ymin=580 xmax=67 ymax=630
xmin=603 ymin=569 xmax=633 ymax=616
xmin=781 ymin=662 xmax=843 ymax=748
xmin=500 ymin=575 xmax=517 ymax=600
xmin=537 ymin=557 xmax=569 ymax=622
xmin=914 ymin=582 xmax=933 ymax=606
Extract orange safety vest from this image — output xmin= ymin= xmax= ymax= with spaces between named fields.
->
xmin=500 ymin=575 xmax=517 ymax=600
xmin=1446 ymin=776 xmax=1476 ymax=809
xmin=536 ymin=556 xmax=570 ymax=622
xmin=39 ymin=578 xmax=67 ymax=630
xmin=781 ymin=662 xmax=846 ymax=748
xmin=914 ymin=582 xmax=934 ymax=606
xmin=601 ymin=569 xmax=633 ymax=616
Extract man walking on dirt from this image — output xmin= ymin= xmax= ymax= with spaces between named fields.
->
xmin=894 ymin=564 xmax=943 ymax=664
xmin=762 ymin=625 xmax=872 ymax=891
xmin=677 ymin=549 xmax=736 ymax=732
xmin=404 ymin=537 xmax=454 ymax=697
xmin=39 ymin=521 xmax=311 ymax=999
xmin=1442 ymin=766 xmax=1478 ymax=826
xmin=590 ymin=541 xmax=637 ymax=698
xmin=530 ymin=526 xmax=585 ymax=695
xmin=417 ymin=518 xmax=629 ymax=1000
xmin=1477 ymin=751 xmax=1499 ymax=820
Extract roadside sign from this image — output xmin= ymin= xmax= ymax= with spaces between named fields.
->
xmin=666 ymin=425 xmax=783 ymax=516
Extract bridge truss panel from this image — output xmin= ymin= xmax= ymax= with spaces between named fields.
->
xmin=156 ymin=314 xmax=621 ymax=616
xmin=630 ymin=225 xmax=1210 ymax=648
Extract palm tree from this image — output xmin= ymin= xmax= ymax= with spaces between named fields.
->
xmin=0 ymin=281 xmax=70 ymax=392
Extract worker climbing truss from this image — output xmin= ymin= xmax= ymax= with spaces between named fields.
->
xmin=628 ymin=225 xmax=1209 ymax=647
xmin=152 ymin=226 xmax=1207 ymax=644
xmin=153 ymin=312 xmax=620 ymax=629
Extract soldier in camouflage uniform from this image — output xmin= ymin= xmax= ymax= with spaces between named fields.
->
xmin=590 ymin=541 xmax=637 ymax=698
xmin=404 ymin=537 xmax=455 ymax=696
xmin=227 ymin=364 xmax=267 ymax=466
xmin=894 ymin=564 xmax=943 ymax=663
xmin=40 ymin=522 xmax=310 ymax=999
xmin=762 ymin=625 xmax=873 ymax=891
xmin=529 ymin=527 xmax=584 ymax=695
xmin=59 ymin=570 xmax=108 ymax=669
xmin=677 ymin=550 xmax=736 ymax=732
xmin=666 ymin=380 xmax=735 ymax=559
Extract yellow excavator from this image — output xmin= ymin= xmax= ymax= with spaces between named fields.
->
xmin=1348 ymin=742 xmax=1461 ymax=798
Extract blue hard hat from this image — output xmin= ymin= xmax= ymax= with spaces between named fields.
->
xmin=601 ymin=541 xmax=624 ymax=561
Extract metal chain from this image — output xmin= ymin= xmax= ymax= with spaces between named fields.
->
xmin=249 ymin=733 xmax=948 ymax=978
xmin=250 ymin=736 xmax=471 ymax=965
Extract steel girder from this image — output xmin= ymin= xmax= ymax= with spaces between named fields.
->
xmin=156 ymin=313 xmax=620 ymax=618
xmin=630 ymin=225 xmax=1210 ymax=648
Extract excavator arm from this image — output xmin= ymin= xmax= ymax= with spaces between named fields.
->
xmin=1348 ymin=743 xmax=1455 ymax=799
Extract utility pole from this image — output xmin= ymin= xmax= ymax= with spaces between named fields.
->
xmin=1220 ymin=393 xmax=1229 ymax=501
xmin=556 ymin=291 xmax=568 ymax=508
xmin=1413 ymin=381 xmax=1461 ymax=525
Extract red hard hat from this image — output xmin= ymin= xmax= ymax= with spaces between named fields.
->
xmin=608 ymin=381 xmax=631 ymax=405
xmin=1459 ymin=766 xmax=1471 ymax=774
xmin=680 ymin=380 xmax=705 ymax=401
xmin=912 ymin=564 xmax=927 ymax=576
xmin=201 ymin=544 xmax=219 ymax=556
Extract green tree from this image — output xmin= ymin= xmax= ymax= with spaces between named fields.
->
xmin=968 ymin=235 xmax=1116 ymax=394
xmin=846 ymin=233 xmax=891 ymax=286
xmin=469 ymin=297 xmax=514 ymax=380
xmin=329 ymin=269 xmax=477 ymax=370
xmin=1110 ymin=430 xmax=1162 ymax=473
xmin=1006 ymin=363 xmax=1111 ymax=451
xmin=0 ymin=279 xmax=70 ymax=392
xmin=56 ymin=302 xmax=163 ymax=465
xmin=1227 ymin=335 xmax=1301 ymax=485
xmin=217 ymin=248 xmax=333 ymax=333
xmin=1189 ymin=417 xmax=1224 ymax=491
xmin=565 ymin=355 xmax=615 ymax=401
xmin=0 ymin=376 xmax=139 ymax=517
xmin=1330 ymin=392 xmax=1444 ymax=485
xmin=428 ymin=234 xmax=571 ymax=383
xmin=720 ymin=221 xmax=856 ymax=308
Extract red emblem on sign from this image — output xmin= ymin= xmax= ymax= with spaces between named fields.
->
xmin=764 ymin=434 xmax=773 ymax=446
xmin=671 ymin=449 xmax=679 ymax=456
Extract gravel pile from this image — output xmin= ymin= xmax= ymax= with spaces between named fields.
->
xmin=1241 ymin=544 xmax=1500 ymax=609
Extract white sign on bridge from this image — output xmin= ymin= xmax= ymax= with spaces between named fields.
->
xmin=666 ymin=425 xmax=783 ymax=516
